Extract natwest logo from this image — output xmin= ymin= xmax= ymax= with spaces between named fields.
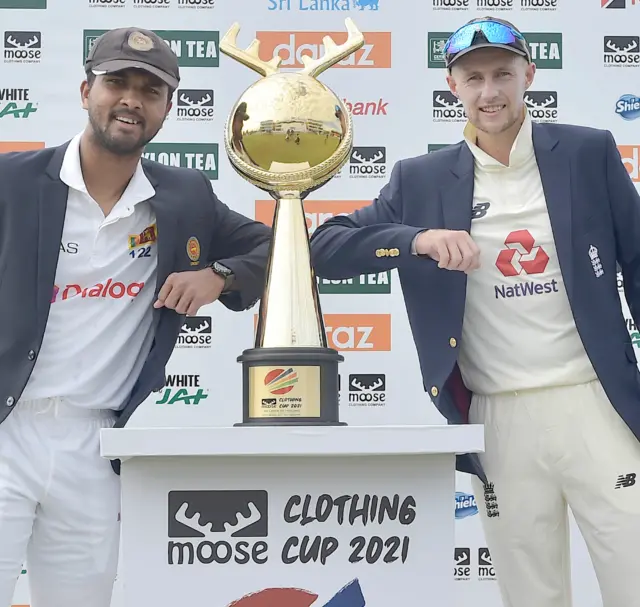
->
xmin=51 ymin=279 xmax=145 ymax=302
xmin=496 ymin=229 xmax=549 ymax=277
xmin=255 ymin=200 xmax=391 ymax=294
xmin=494 ymin=230 xmax=559 ymax=300
xmin=255 ymin=30 xmax=391 ymax=68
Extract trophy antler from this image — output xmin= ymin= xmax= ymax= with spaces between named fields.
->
xmin=300 ymin=17 xmax=365 ymax=78
xmin=220 ymin=22 xmax=282 ymax=77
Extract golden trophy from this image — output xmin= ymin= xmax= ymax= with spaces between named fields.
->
xmin=220 ymin=18 xmax=364 ymax=426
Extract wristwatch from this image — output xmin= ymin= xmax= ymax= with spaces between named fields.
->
xmin=206 ymin=261 xmax=235 ymax=292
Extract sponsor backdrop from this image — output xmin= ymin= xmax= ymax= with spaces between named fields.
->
xmin=1 ymin=0 xmax=638 ymax=605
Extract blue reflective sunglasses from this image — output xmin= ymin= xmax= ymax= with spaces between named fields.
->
xmin=444 ymin=20 xmax=529 ymax=67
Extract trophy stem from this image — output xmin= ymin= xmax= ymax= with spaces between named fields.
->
xmin=254 ymin=193 xmax=327 ymax=349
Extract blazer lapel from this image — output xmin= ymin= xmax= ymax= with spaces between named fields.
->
xmin=532 ymin=122 xmax=574 ymax=301
xmin=38 ymin=145 xmax=70 ymax=329
xmin=148 ymin=188 xmax=178 ymax=333
xmin=441 ymin=143 xmax=474 ymax=233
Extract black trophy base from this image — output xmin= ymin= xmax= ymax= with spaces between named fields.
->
xmin=235 ymin=346 xmax=345 ymax=427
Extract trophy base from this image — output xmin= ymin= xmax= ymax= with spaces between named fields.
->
xmin=235 ymin=347 xmax=345 ymax=427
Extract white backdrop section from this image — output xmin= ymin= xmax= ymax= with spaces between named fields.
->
xmin=1 ymin=0 xmax=638 ymax=605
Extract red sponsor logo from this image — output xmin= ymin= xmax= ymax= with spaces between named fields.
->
xmin=51 ymin=279 xmax=145 ymax=302
xmin=495 ymin=229 xmax=549 ymax=277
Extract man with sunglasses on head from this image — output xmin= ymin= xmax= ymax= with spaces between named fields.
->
xmin=310 ymin=16 xmax=640 ymax=607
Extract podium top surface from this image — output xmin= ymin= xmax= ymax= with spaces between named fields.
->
xmin=100 ymin=424 xmax=484 ymax=459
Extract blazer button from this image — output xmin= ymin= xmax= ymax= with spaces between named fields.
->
xmin=449 ymin=338 xmax=457 ymax=348
xmin=430 ymin=386 xmax=439 ymax=397
xmin=5 ymin=397 xmax=15 ymax=407
xmin=27 ymin=350 xmax=36 ymax=361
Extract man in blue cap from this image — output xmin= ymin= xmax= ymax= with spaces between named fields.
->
xmin=310 ymin=16 xmax=640 ymax=607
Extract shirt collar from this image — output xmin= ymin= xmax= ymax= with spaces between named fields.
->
xmin=463 ymin=108 xmax=534 ymax=170
xmin=59 ymin=132 xmax=156 ymax=209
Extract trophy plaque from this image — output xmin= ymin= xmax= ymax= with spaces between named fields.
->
xmin=220 ymin=19 xmax=365 ymax=426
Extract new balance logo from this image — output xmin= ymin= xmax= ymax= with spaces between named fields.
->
xmin=615 ymin=473 xmax=636 ymax=488
xmin=471 ymin=201 xmax=490 ymax=219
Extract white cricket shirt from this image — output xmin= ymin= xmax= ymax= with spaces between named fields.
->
xmin=21 ymin=132 xmax=158 ymax=410
xmin=457 ymin=111 xmax=597 ymax=395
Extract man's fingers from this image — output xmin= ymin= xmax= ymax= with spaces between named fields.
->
xmin=436 ymin=240 xmax=449 ymax=268
xmin=155 ymin=274 xmax=176 ymax=307
xmin=162 ymin=285 xmax=184 ymax=311
xmin=446 ymin=240 xmax=463 ymax=270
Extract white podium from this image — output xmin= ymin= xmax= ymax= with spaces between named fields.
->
xmin=101 ymin=425 xmax=484 ymax=607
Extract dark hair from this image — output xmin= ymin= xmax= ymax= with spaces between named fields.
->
xmin=85 ymin=70 xmax=174 ymax=104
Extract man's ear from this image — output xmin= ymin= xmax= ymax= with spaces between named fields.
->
xmin=80 ymin=80 xmax=90 ymax=110
xmin=446 ymin=72 xmax=459 ymax=98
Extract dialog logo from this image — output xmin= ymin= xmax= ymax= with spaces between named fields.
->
xmin=168 ymin=490 xmax=268 ymax=565
xmin=604 ymin=36 xmax=640 ymax=67
xmin=255 ymin=200 xmax=391 ymax=294
xmin=229 ymin=579 xmax=366 ymax=607
xmin=51 ymin=280 xmax=145 ymax=302
xmin=4 ymin=31 xmax=41 ymax=63
xmin=615 ymin=94 xmax=640 ymax=120
xmin=255 ymin=30 xmax=391 ymax=68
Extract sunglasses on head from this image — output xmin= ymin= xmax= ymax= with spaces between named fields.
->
xmin=444 ymin=20 xmax=529 ymax=66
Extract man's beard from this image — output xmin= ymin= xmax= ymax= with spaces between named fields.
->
xmin=88 ymin=108 xmax=160 ymax=156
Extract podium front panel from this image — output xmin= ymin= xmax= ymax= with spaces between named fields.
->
xmin=119 ymin=453 xmax=455 ymax=605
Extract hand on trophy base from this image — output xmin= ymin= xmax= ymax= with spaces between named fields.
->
xmin=235 ymin=347 xmax=345 ymax=427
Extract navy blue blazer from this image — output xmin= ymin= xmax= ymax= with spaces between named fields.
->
xmin=310 ymin=121 xmax=640 ymax=482
xmin=0 ymin=141 xmax=271 ymax=473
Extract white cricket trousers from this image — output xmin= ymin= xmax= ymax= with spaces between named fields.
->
xmin=469 ymin=379 xmax=640 ymax=607
xmin=0 ymin=397 xmax=121 ymax=607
